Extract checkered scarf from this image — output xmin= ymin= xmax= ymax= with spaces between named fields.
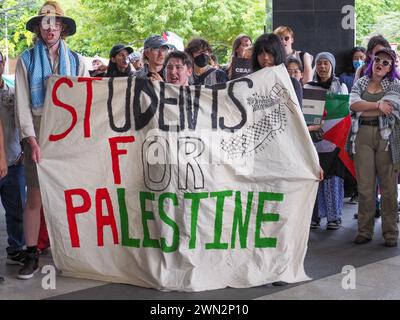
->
xmin=347 ymin=76 xmax=400 ymax=163
xmin=20 ymin=39 xmax=78 ymax=111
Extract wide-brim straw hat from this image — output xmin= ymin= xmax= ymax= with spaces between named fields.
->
xmin=26 ymin=1 xmax=76 ymax=36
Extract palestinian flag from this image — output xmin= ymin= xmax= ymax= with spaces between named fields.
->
xmin=322 ymin=93 xmax=355 ymax=178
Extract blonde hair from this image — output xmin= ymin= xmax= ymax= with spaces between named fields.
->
xmin=273 ymin=26 xmax=294 ymax=38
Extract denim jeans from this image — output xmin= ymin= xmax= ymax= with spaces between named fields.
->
xmin=0 ymin=163 xmax=26 ymax=254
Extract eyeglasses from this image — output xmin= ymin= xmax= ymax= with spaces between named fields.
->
xmin=374 ymin=56 xmax=392 ymax=67
xmin=41 ymin=22 xmax=63 ymax=31
xmin=280 ymin=36 xmax=290 ymax=42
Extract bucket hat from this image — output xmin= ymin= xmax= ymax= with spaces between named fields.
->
xmin=26 ymin=1 xmax=76 ymax=36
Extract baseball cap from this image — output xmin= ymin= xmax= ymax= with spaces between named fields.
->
xmin=109 ymin=44 xmax=134 ymax=58
xmin=374 ymin=48 xmax=397 ymax=63
xmin=144 ymin=35 xmax=171 ymax=49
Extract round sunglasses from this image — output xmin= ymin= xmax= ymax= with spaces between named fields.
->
xmin=374 ymin=56 xmax=392 ymax=67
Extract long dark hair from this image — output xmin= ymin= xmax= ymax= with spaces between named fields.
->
xmin=226 ymin=34 xmax=252 ymax=79
xmin=231 ymin=35 xmax=252 ymax=58
xmin=343 ymin=46 xmax=366 ymax=74
xmin=252 ymin=33 xmax=285 ymax=71
xmin=365 ymin=35 xmax=390 ymax=64
xmin=185 ymin=38 xmax=212 ymax=57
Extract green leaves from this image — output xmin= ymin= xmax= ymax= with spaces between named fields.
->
xmin=0 ymin=0 xmax=40 ymax=57
xmin=356 ymin=0 xmax=400 ymax=46
xmin=67 ymin=0 xmax=265 ymax=63
xmin=0 ymin=0 xmax=266 ymax=64
xmin=4 ymin=0 xmax=398 ymax=65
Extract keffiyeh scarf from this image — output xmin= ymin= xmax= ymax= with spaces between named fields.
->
xmin=20 ymin=38 xmax=79 ymax=112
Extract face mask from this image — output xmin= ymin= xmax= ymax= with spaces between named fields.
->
xmin=353 ymin=60 xmax=364 ymax=70
xmin=194 ymin=54 xmax=209 ymax=68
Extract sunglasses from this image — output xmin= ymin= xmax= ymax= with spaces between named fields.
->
xmin=374 ymin=56 xmax=392 ymax=67
xmin=280 ymin=36 xmax=290 ymax=42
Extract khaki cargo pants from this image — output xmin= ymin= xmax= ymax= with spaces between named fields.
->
xmin=354 ymin=125 xmax=398 ymax=241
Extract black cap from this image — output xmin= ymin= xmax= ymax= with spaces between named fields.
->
xmin=109 ymin=44 xmax=134 ymax=58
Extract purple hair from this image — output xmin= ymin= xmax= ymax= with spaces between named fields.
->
xmin=364 ymin=57 xmax=400 ymax=81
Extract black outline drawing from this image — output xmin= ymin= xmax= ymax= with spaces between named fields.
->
xmin=178 ymin=137 xmax=205 ymax=191
xmin=221 ymin=83 xmax=295 ymax=158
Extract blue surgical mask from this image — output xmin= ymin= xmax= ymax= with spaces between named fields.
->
xmin=353 ymin=60 xmax=364 ymax=70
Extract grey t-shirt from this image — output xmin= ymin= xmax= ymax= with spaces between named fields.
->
xmin=361 ymin=90 xmax=385 ymax=103
xmin=0 ymin=83 xmax=22 ymax=166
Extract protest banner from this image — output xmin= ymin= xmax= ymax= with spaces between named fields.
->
xmin=38 ymin=65 xmax=320 ymax=291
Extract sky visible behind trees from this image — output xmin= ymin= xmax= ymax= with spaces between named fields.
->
xmin=0 ymin=0 xmax=399 ymax=64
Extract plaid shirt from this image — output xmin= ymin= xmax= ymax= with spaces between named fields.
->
xmin=347 ymin=76 xmax=400 ymax=164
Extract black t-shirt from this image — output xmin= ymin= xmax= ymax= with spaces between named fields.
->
xmin=191 ymin=67 xmax=228 ymax=85
xmin=105 ymin=65 xmax=135 ymax=78
xmin=290 ymin=77 xmax=303 ymax=108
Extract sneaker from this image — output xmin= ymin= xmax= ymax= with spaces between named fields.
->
xmin=310 ymin=220 xmax=320 ymax=229
xmin=6 ymin=251 xmax=26 ymax=266
xmin=353 ymin=213 xmax=358 ymax=219
xmin=384 ymin=239 xmax=398 ymax=247
xmin=354 ymin=235 xmax=371 ymax=244
xmin=327 ymin=220 xmax=341 ymax=230
xmin=17 ymin=252 xmax=39 ymax=280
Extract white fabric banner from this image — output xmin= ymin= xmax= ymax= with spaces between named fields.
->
xmin=38 ymin=65 xmax=320 ymax=292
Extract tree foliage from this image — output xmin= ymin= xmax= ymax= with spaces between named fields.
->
xmin=2 ymin=0 xmax=400 ymax=64
xmin=355 ymin=0 xmax=400 ymax=46
xmin=64 ymin=0 xmax=265 ymax=63
xmin=0 ymin=0 xmax=40 ymax=56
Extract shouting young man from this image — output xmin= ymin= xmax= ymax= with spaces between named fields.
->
xmin=15 ymin=1 xmax=88 ymax=280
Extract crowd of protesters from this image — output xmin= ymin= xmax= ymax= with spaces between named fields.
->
xmin=1 ymin=0 xmax=400 ymax=282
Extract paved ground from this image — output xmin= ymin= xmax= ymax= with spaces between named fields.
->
xmin=0 ymin=198 xmax=399 ymax=300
